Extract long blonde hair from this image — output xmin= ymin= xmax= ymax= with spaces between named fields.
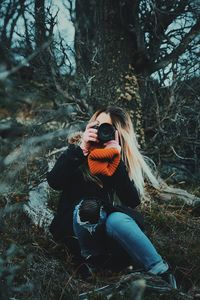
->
xmin=88 ymin=106 xmax=160 ymax=199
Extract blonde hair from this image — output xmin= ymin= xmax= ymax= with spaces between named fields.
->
xmin=88 ymin=106 xmax=160 ymax=200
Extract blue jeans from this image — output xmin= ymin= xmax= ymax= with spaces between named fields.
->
xmin=73 ymin=201 xmax=169 ymax=275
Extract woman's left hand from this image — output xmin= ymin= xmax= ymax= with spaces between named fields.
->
xmin=103 ymin=130 xmax=121 ymax=153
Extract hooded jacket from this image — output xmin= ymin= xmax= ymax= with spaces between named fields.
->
xmin=46 ymin=143 xmax=144 ymax=253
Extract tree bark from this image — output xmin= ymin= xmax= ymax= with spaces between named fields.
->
xmin=33 ymin=0 xmax=51 ymax=77
xmin=74 ymin=0 xmax=145 ymax=144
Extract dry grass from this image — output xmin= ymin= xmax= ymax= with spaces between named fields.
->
xmin=1 ymin=184 xmax=200 ymax=299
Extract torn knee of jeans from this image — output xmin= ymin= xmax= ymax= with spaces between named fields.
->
xmin=78 ymin=198 xmax=103 ymax=224
xmin=75 ymin=200 xmax=107 ymax=235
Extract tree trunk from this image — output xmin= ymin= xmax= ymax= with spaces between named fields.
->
xmin=33 ymin=0 xmax=51 ymax=77
xmin=35 ymin=0 xmax=46 ymax=47
xmin=74 ymin=0 xmax=145 ymax=144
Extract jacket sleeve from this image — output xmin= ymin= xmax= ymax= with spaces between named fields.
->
xmin=111 ymin=160 xmax=141 ymax=209
xmin=46 ymin=144 xmax=86 ymax=191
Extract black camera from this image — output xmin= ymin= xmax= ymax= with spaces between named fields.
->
xmin=93 ymin=123 xmax=115 ymax=142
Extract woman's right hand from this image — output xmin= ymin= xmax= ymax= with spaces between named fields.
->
xmin=80 ymin=121 xmax=99 ymax=155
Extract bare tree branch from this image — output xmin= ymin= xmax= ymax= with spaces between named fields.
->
xmin=150 ymin=18 xmax=200 ymax=73
xmin=0 ymin=39 xmax=51 ymax=80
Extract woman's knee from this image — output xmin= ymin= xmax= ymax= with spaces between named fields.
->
xmin=106 ymin=212 xmax=130 ymax=234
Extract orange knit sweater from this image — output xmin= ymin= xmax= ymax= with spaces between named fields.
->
xmin=88 ymin=148 xmax=120 ymax=176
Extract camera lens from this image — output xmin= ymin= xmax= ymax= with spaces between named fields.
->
xmin=98 ymin=123 xmax=115 ymax=142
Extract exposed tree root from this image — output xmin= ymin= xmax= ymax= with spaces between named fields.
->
xmin=79 ymin=272 xmax=192 ymax=300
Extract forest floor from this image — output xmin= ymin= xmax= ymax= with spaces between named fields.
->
xmin=1 ymin=183 xmax=200 ymax=299
xmin=0 ymin=81 xmax=200 ymax=299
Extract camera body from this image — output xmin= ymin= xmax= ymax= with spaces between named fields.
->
xmin=93 ymin=123 xmax=115 ymax=142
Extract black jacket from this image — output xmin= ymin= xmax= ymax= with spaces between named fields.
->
xmin=46 ymin=144 xmax=144 ymax=249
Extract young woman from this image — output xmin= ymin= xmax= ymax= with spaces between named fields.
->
xmin=47 ymin=106 xmax=177 ymax=288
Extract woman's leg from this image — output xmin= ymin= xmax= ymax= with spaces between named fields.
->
xmin=73 ymin=200 xmax=107 ymax=259
xmin=106 ymin=212 xmax=169 ymax=275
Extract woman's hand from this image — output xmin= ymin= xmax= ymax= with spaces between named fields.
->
xmin=103 ymin=130 xmax=121 ymax=153
xmin=80 ymin=121 xmax=100 ymax=155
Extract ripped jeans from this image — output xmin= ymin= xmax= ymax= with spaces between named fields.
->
xmin=73 ymin=199 xmax=169 ymax=274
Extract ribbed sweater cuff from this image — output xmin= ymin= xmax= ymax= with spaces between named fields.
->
xmin=88 ymin=148 xmax=120 ymax=176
